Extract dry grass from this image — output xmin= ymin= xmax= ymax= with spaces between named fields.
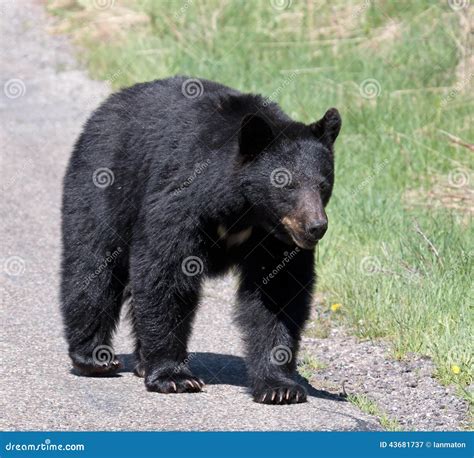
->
xmin=49 ymin=0 xmax=150 ymax=41
xmin=405 ymin=168 xmax=473 ymax=218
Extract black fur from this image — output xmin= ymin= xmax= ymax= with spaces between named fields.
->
xmin=60 ymin=76 xmax=341 ymax=404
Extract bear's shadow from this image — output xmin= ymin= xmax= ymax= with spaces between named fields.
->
xmin=117 ymin=352 xmax=346 ymax=402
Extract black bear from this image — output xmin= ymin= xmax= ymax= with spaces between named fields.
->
xmin=61 ymin=76 xmax=341 ymax=404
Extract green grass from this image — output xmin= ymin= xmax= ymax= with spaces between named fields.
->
xmin=49 ymin=1 xmax=473 ymax=399
xmin=297 ymin=353 xmax=327 ymax=380
xmin=348 ymin=394 xmax=402 ymax=431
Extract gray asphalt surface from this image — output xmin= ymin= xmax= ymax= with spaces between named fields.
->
xmin=0 ymin=1 xmax=380 ymax=431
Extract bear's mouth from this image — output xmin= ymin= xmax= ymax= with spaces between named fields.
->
xmin=288 ymin=232 xmax=318 ymax=250
xmin=279 ymin=217 xmax=318 ymax=250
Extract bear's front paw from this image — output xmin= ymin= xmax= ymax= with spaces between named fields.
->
xmin=253 ymin=381 xmax=307 ymax=405
xmin=145 ymin=371 xmax=205 ymax=394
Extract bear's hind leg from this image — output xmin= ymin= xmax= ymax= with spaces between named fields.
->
xmin=61 ymin=248 xmax=127 ymax=376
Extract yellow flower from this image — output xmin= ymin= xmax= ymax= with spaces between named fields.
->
xmin=451 ymin=365 xmax=461 ymax=375
xmin=331 ymin=303 xmax=342 ymax=312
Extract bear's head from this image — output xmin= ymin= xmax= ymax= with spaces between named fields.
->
xmin=238 ymin=108 xmax=341 ymax=250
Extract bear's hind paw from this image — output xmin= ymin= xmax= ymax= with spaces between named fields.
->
xmin=72 ymin=357 xmax=122 ymax=377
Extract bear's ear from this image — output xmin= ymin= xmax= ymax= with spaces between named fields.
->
xmin=238 ymin=114 xmax=274 ymax=160
xmin=310 ymin=108 xmax=341 ymax=146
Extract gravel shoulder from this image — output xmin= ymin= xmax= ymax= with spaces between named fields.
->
xmin=302 ymin=328 xmax=470 ymax=431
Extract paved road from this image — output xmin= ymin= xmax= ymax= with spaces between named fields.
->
xmin=0 ymin=1 xmax=380 ymax=431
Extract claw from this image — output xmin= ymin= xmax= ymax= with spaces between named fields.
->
xmin=286 ymin=389 xmax=290 ymax=400
xmin=192 ymin=380 xmax=201 ymax=390
xmin=186 ymin=380 xmax=195 ymax=389
xmin=170 ymin=381 xmax=177 ymax=392
xmin=271 ymin=390 xmax=276 ymax=402
xmin=278 ymin=392 xmax=283 ymax=404
xmin=198 ymin=378 xmax=205 ymax=387
xmin=296 ymin=392 xmax=299 ymax=402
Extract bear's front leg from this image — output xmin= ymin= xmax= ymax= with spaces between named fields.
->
xmin=237 ymin=240 xmax=315 ymax=404
xmin=130 ymin=246 xmax=204 ymax=394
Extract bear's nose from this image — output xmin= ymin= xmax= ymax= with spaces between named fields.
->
xmin=306 ymin=219 xmax=328 ymax=241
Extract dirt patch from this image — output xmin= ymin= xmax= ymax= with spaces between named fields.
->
xmin=302 ymin=328 xmax=470 ymax=431
xmin=48 ymin=0 xmax=150 ymax=41
xmin=360 ymin=20 xmax=402 ymax=52
xmin=404 ymin=169 xmax=473 ymax=218
xmin=453 ymin=9 xmax=473 ymax=92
